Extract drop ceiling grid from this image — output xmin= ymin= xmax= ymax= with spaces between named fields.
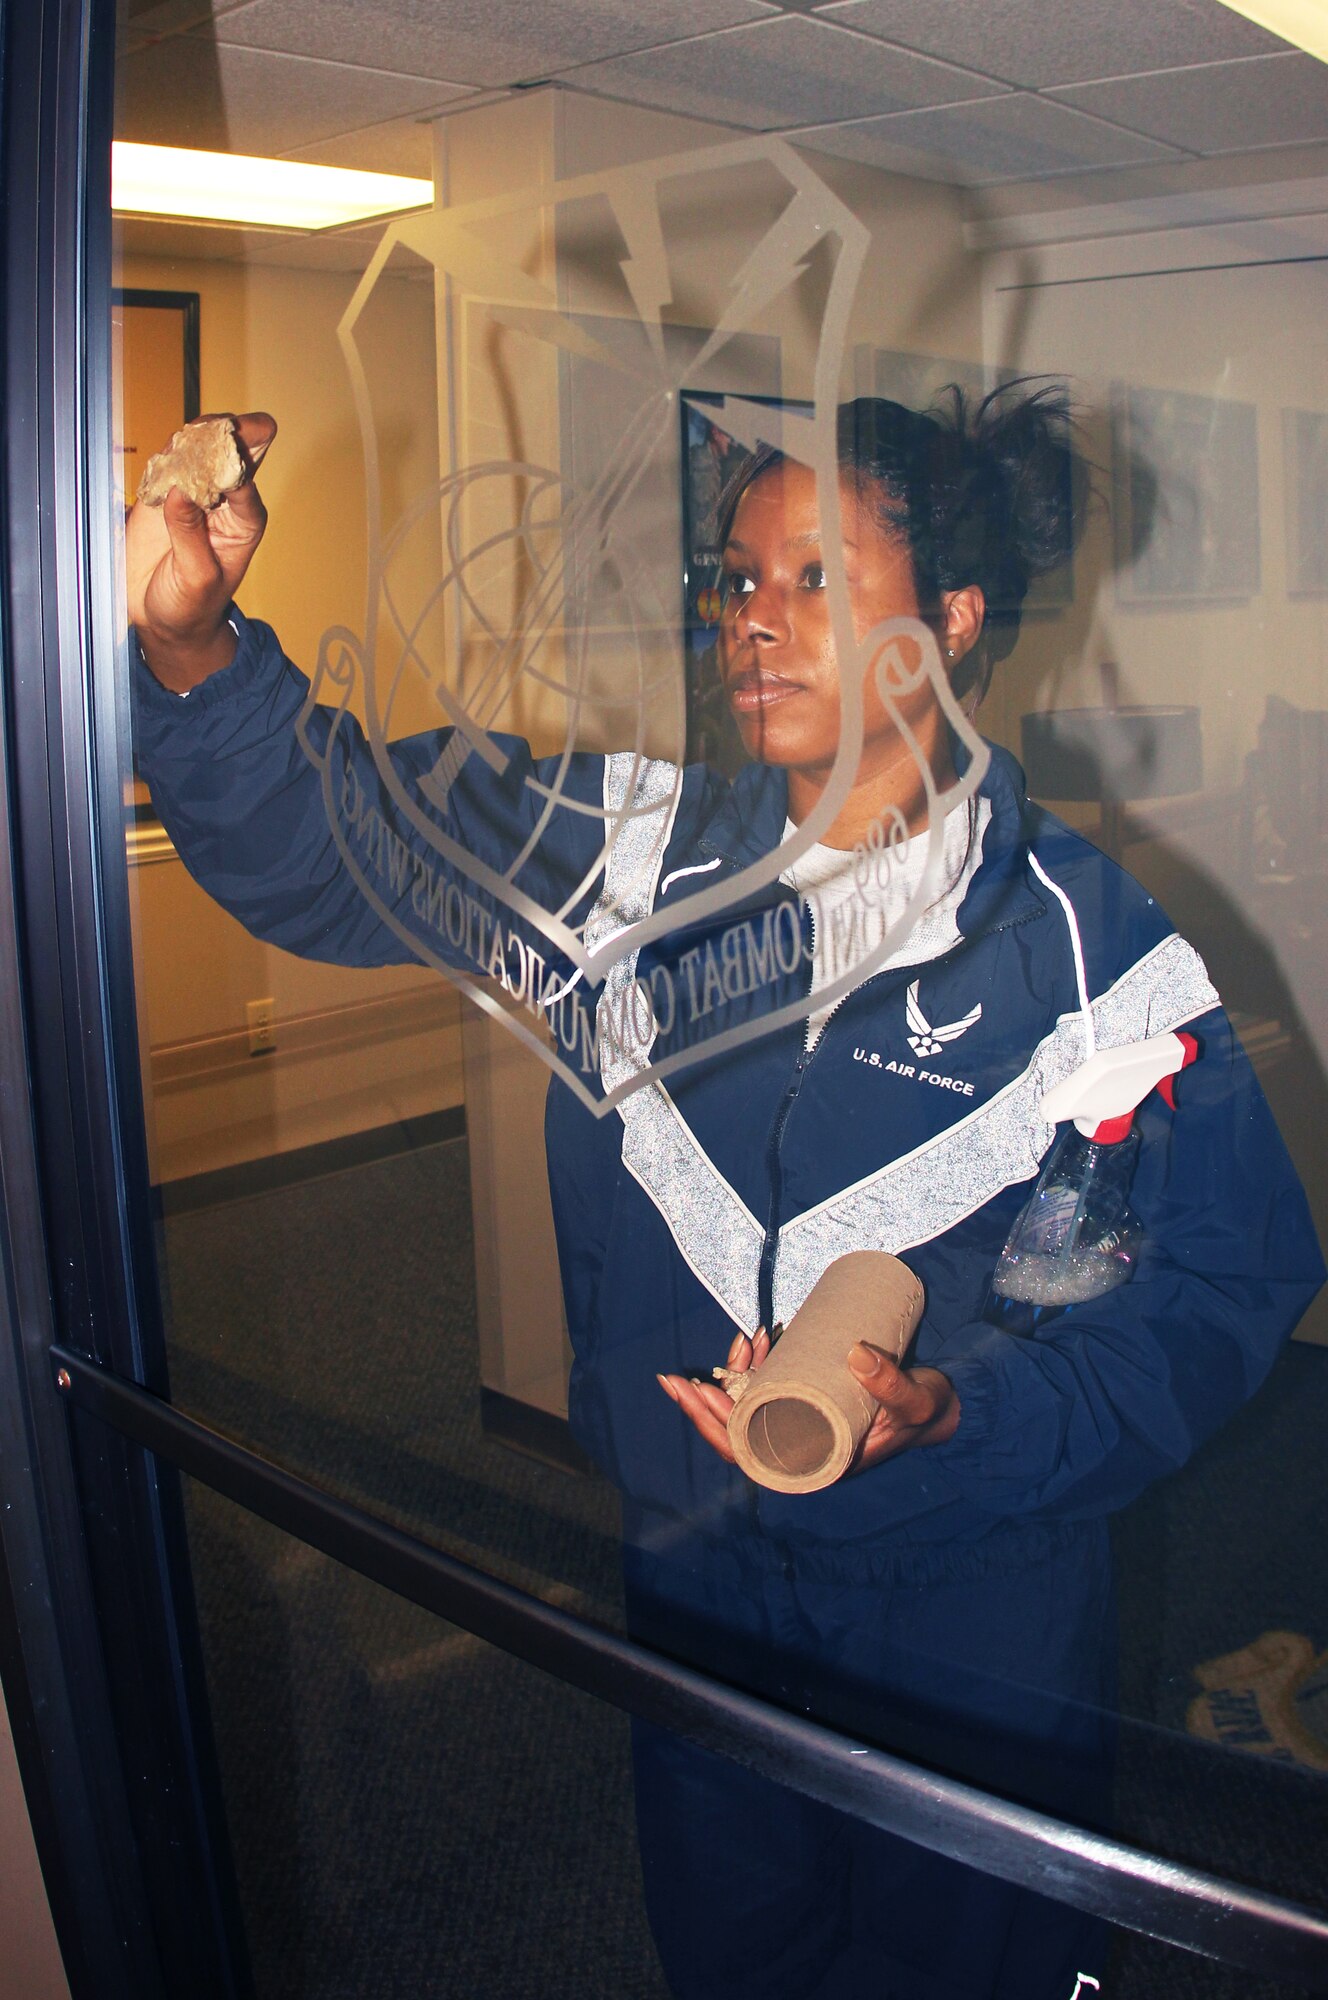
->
xmin=113 ymin=0 xmax=1328 ymax=183
xmin=549 ymin=14 xmax=1011 ymax=135
xmin=805 ymin=0 xmax=1291 ymax=90
xmin=785 ymin=93 xmax=1188 ymax=187
xmin=116 ymin=36 xmax=474 ymax=157
xmin=205 ymin=0 xmax=782 ymax=90
xmin=121 ymin=0 xmax=252 ymax=56
xmin=1049 ymin=52 xmax=1328 ymax=157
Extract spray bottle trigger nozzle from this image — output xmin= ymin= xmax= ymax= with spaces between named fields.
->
xmin=1089 ymin=1111 xmax=1136 ymax=1144
xmin=1040 ymin=1030 xmax=1197 ymax=1139
xmin=1156 ymin=1031 xmax=1199 ymax=1111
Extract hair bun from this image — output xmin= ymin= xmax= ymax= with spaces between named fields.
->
xmin=967 ymin=378 xmax=1082 ymax=582
xmin=877 ymin=378 xmax=1086 ymax=697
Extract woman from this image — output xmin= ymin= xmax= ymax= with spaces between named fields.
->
xmin=127 ymin=390 xmax=1322 ymax=2000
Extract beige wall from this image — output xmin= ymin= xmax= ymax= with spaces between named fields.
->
xmin=974 ymin=226 xmax=1328 ymax=1012
xmin=120 ymin=250 xmax=466 ymax=1181
xmin=975 ymin=205 xmax=1328 ymax=1339
xmin=547 ymin=89 xmax=982 ymax=382
xmin=0 ymin=1681 xmax=69 ymax=2000
xmin=982 ymin=253 xmax=1328 ymax=789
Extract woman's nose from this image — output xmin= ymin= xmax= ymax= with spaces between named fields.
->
xmin=733 ymin=585 xmax=790 ymax=645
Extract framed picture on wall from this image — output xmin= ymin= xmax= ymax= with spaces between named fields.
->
xmin=680 ymin=391 xmax=809 ymax=771
xmin=1112 ymin=382 xmax=1260 ymax=604
xmin=113 ymin=288 xmax=200 ymax=512
xmin=1283 ymin=407 xmax=1328 ymax=597
xmin=557 ymin=321 xmax=781 ymax=772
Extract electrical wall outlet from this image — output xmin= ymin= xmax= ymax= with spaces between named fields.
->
xmin=246 ymin=997 xmax=276 ymax=1055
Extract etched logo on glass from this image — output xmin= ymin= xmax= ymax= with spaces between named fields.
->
xmin=295 ymin=136 xmax=989 ymax=1114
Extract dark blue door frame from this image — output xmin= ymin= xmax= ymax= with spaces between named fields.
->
xmin=0 ymin=0 xmax=248 ymax=1991
xmin=0 ymin=0 xmax=1326 ymax=1992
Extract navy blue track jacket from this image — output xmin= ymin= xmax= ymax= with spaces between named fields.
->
xmin=134 ymin=612 xmax=1325 ymax=1586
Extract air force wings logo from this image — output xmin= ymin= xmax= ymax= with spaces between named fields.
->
xmin=296 ymin=135 xmax=989 ymax=1115
xmin=905 ymin=980 xmax=982 ymax=1060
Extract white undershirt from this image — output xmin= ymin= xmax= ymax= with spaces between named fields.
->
xmin=780 ymin=798 xmax=991 ymax=1044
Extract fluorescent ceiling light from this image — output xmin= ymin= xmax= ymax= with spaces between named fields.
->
xmin=1211 ymin=0 xmax=1328 ymax=63
xmin=111 ymin=143 xmax=433 ymax=230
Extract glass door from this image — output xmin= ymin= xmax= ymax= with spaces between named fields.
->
xmin=6 ymin=0 xmax=1328 ymax=1995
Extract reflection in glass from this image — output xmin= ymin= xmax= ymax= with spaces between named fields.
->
xmin=112 ymin=8 xmax=1328 ymax=1995
xmin=181 ymin=1478 xmax=664 ymax=1998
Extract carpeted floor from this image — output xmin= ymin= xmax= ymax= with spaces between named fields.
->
xmin=162 ymin=1134 xmax=1328 ymax=1999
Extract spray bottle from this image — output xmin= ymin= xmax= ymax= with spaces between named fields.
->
xmin=985 ymin=1029 xmax=1198 ymax=1335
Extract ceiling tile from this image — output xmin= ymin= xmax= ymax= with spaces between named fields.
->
xmin=120 ymin=0 xmax=250 ymax=55
xmin=1050 ymin=52 xmax=1328 ymax=154
xmin=211 ymin=0 xmax=779 ymax=89
xmin=811 ymin=0 xmax=1289 ymax=88
xmin=793 ymin=93 xmax=1183 ymax=185
xmin=560 ymin=15 xmax=1006 ymax=133
xmin=116 ymin=36 xmax=469 ymax=153
xmin=280 ymin=112 xmax=437 ymax=176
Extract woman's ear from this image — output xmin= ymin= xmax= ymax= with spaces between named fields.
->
xmin=938 ymin=585 xmax=985 ymax=670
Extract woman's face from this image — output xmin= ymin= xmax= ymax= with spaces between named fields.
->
xmin=718 ymin=460 xmax=945 ymax=797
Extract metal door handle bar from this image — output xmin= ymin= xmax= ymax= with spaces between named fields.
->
xmin=51 ymin=1343 xmax=1328 ymax=1986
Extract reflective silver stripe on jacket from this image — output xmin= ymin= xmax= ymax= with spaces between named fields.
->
xmin=771 ymin=932 xmax=1218 ymax=1325
xmin=621 ymin=1083 xmax=766 ymax=1330
xmin=586 ymin=751 xmax=681 ymax=1096
xmin=590 ymin=801 xmax=1219 ymax=1333
xmin=585 ymin=753 xmax=767 ymax=1326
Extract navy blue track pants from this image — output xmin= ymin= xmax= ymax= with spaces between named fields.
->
xmin=622 ymin=1511 xmax=1115 ymax=2000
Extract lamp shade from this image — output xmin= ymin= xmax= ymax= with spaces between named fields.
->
xmin=1021 ymin=705 xmax=1203 ymax=804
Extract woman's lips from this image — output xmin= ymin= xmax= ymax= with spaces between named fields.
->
xmin=725 ymin=667 xmax=804 ymax=714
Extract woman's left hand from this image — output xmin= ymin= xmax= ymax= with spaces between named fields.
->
xmin=842 ymin=1341 xmax=961 ymax=1469
xmin=657 ymin=1333 xmax=960 ymax=1472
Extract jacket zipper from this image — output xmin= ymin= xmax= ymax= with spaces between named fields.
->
xmin=757 ymin=901 xmax=818 ymax=1332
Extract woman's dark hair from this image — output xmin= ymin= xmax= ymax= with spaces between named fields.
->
xmin=717 ymin=380 xmax=1086 ymax=706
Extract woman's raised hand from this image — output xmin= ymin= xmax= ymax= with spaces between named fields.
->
xmin=126 ymin=412 xmax=276 ymax=693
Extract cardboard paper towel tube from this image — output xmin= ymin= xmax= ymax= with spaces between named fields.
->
xmin=724 ymin=1252 xmax=924 ymax=1493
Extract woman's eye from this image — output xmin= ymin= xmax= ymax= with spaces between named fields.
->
xmin=801 ymin=563 xmax=827 ymax=591
xmin=724 ymin=572 xmax=755 ymax=600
